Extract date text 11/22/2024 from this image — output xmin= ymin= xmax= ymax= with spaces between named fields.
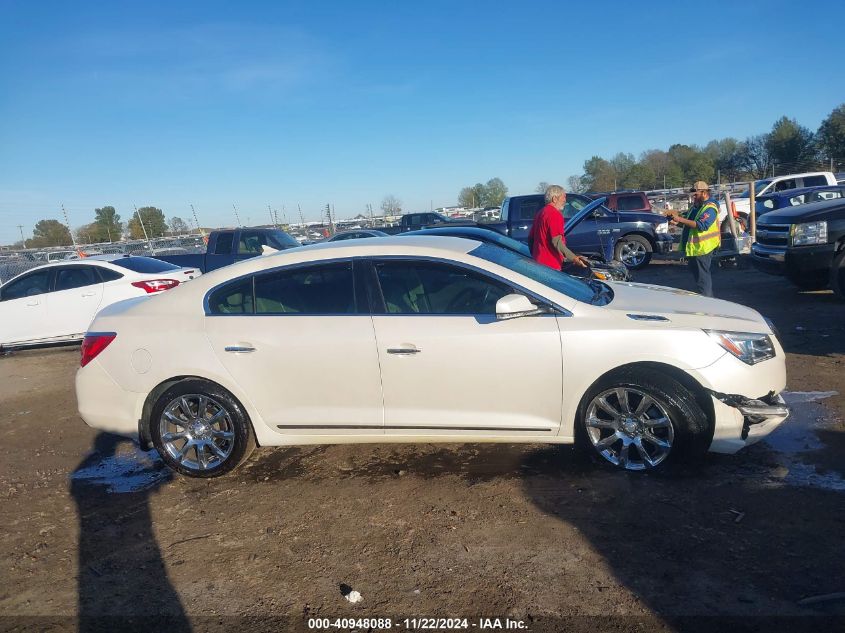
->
xmin=307 ymin=617 xmax=528 ymax=630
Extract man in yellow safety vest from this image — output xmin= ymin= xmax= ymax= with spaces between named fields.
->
xmin=665 ymin=181 xmax=721 ymax=297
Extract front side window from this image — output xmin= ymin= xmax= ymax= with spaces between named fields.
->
xmin=375 ymin=260 xmax=514 ymax=315
xmin=214 ymin=233 xmax=235 ymax=255
xmin=1 ymin=269 xmax=52 ymax=301
xmin=254 ymin=262 xmax=355 ymax=314
xmin=55 ymin=266 xmax=99 ymax=291
xmin=802 ymin=175 xmax=827 ymax=187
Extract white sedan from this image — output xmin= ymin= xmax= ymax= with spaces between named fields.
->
xmin=0 ymin=255 xmax=200 ymax=351
xmin=76 ymin=237 xmax=789 ymax=477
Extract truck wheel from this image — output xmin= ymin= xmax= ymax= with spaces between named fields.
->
xmin=720 ymin=215 xmax=748 ymax=235
xmin=787 ymin=271 xmax=829 ymax=291
xmin=831 ymin=249 xmax=845 ymax=300
xmin=614 ymin=235 xmax=652 ymax=270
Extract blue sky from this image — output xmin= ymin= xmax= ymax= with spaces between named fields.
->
xmin=1 ymin=0 xmax=843 ymax=244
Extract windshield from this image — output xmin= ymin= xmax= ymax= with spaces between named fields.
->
xmin=470 ymin=242 xmax=610 ymax=305
xmin=110 ymin=256 xmax=181 ymax=273
xmin=739 ymin=180 xmax=772 ymax=198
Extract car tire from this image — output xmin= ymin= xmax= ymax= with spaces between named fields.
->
xmin=576 ymin=368 xmax=711 ymax=472
xmin=830 ymin=248 xmax=845 ymax=301
xmin=150 ymin=379 xmax=256 ymax=478
xmin=614 ymin=235 xmax=652 ymax=270
xmin=786 ymin=270 xmax=829 ymax=291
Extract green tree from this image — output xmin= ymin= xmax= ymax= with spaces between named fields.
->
xmin=582 ymin=156 xmax=616 ymax=191
xmin=610 ymin=152 xmax=636 ymax=187
xmin=458 ymin=183 xmax=486 ymax=208
xmin=766 ymin=116 xmax=817 ymax=172
xmin=30 ymin=219 xmax=72 ymax=247
xmin=685 ymin=154 xmax=716 ymax=184
xmin=75 ymin=222 xmax=99 ymax=244
xmin=817 ymin=103 xmax=845 ymax=165
xmin=94 ymin=206 xmax=122 ymax=242
xmin=621 ymin=163 xmax=656 ymax=190
xmin=127 ymin=207 xmax=168 ymax=239
xmin=170 ymin=217 xmax=190 ymax=234
xmin=704 ymin=138 xmax=745 ymax=183
xmin=482 ymin=177 xmax=508 ymax=207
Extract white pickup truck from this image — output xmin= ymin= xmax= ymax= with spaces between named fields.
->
xmin=718 ymin=171 xmax=838 ymax=231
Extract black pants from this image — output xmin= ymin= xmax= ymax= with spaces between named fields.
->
xmin=687 ymin=252 xmax=714 ymax=297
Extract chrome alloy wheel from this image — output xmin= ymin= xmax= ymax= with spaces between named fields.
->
xmin=159 ymin=394 xmax=235 ymax=472
xmin=585 ymin=387 xmax=674 ymax=470
xmin=618 ymin=240 xmax=647 ymax=268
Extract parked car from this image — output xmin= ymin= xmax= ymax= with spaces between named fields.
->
xmin=378 ymin=212 xmax=476 ymax=235
xmin=157 ymin=227 xmax=301 ymax=273
xmin=485 ymin=193 xmax=673 ymax=270
xmin=76 ymin=236 xmax=788 ymax=477
xmin=755 ymin=185 xmax=845 ymax=216
xmin=751 ymin=197 xmax=845 ymax=298
xmin=585 ymin=190 xmax=652 ymax=213
xmin=326 ymin=229 xmax=389 ymax=242
xmin=721 ymin=171 xmax=838 ymax=229
xmin=0 ymin=256 xmax=200 ymax=351
xmin=402 ymin=204 xmax=630 ymax=282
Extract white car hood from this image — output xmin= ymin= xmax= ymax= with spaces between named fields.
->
xmin=597 ymin=281 xmax=771 ymax=333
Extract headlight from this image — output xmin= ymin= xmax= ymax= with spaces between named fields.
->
xmin=791 ymin=221 xmax=828 ymax=246
xmin=655 ymin=221 xmax=669 ymax=234
xmin=705 ymin=330 xmax=776 ymax=365
xmin=592 ymin=270 xmax=609 ymax=280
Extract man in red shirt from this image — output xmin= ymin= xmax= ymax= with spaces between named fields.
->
xmin=527 ymin=184 xmax=589 ymax=270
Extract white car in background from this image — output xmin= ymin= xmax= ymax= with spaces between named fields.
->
xmin=76 ymin=237 xmax=788 ymax=477
xmin=0 ymin=255 xmax=200 ymax=351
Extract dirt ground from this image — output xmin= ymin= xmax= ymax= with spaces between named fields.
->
xmin=1 ymin=257 xmax=843 ymax=633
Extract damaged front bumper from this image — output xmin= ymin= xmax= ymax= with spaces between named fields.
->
xmin=708 ymin=390 xmax=790 ymax=453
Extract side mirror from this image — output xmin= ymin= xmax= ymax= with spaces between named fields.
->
xmin=495 ymin=293 xmax=547 ymax=320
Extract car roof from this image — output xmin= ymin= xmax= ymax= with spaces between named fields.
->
xmin=759 ymin=184 xmax=845 ymax=198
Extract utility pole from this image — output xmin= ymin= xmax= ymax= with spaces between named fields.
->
xmin=298 ymin=204 xmax=305 ymax=226
xmin=62 ymin=204 xmax=78 ymax=248
xmin=268 ymin=204 xmax=277 ymax=228
xmin=134 ymin=205 xmax=152 ymax=252
xmin=233 ymin=204 xmax=242 ymax=227
xmin=17 ymin=224 xmax=27 ymax=249
xmin=190 ymin=204 xmax=204 ymax=236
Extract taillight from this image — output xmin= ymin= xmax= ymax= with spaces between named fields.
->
xmin=131 ymin=279 xmax=180 ymax=293
xmin=80 ymin=332 xmax=116 ymax=368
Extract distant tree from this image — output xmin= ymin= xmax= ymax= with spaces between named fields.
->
xmin=704 ymin=138 xmax=745 ymax=183
xmin=75 ymin=222 xmax=100 ymax=244
xmin=582 ymin=156 xmax=616 ymax=191
xmin=380 ymin=195 xmax=402 ymax=215
xmin=817 ymin=103 xmax=845 ymax=164
xmin=170 ymin=217 xmax=190 ymax=235
xmin=536 ymin=181 xmax=550 ymax=193
xmin=621 ymin=163 xmax=657 ymax=190
xmin=482 ymin=177 xmax=508 ymax=207
xmin=766 ymin=116 xmax=817 ymax=172
xmin=610 ymin=152 xmax=636 ymax=187
xmin=94 ymin=206 xmax=122 ymax=242
xmin=566 ymin=175 xmax=586 ymax=193
xmin=30 ymin=219 xmax=72 ymax=247
xmin=738 ymin=134 xmax=772 ymax=179
xmin=685 ymin=154 xmax=716 ymax=184
xmin=457 ymin=183 xmax=486 ymax=208
xmin=127 ymin=207 xmax=168 ymax=239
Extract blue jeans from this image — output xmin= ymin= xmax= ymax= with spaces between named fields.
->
xmin=687 ymin=252 xmax=714 ymax=297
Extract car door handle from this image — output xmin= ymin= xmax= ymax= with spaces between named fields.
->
xmin=81 ymin=291 xmax=96 ymax=297
xmin=517 ymin=225 xmax=528 ymax=230
xmin=224 ymin=345 xmax=256 ymax=353
xmin=387 ymin=348 xmax=421 ymax=355
xmin=26 ymin=300 xmax=39 ymax=307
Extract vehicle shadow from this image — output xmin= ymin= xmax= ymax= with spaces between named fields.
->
xmin=519 ymin=443 xmax=845 ymax=623
xmin=70 ymin=433 xmax=191 ymax=632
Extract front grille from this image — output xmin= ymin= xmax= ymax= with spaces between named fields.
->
xmin=756 ymin=223 xmax=790 ymax=247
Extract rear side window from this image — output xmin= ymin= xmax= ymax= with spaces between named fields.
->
xmin=254 ymin=262 xmax=355 ymax=314
xmin=517 ymin=200 xmax=543 ymax=221
xmin=802 ymin=175 xmax=827 ymax=187
xmin=788 ymin=194 xmax=806 ymax=206
xmin=208 ymin=278 xmax=254 ymax=314
xmin=616 ymin=195 xmax=645 ymax=211
xmin=214 ymin=233 xmax=235 ymax=255
xmin=95 ymin=267 xmax=124 ymax=282
xmin=55 ymin=266 xmax=99 ymax=291
xmin=1 ymin=269 xmax=52 ymax=301
xmin=111 ymin=257 xmax=181 ymax=273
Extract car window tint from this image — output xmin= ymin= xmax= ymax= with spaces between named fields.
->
xmin=208 ymin=278 xmax=254 ymax=314
xmin=214 ymin=233 xmax=235 ymax=255
xmin=788 ymin=194 xmax=806 ymax=206
xmin=254 ymin=262 xmax=355 ymax=314
xmin=95 ymin=267 xmax=124 ymax=282
xmin=375 ymin=261 xmax=513 ymax=315
xmin=55 ymin=266 xmax=100 ymax=291
xmin=802 ymin=175 xmax=827 ymax=187
xmin=111 ymin=257 xmax=181 ymax=273
xmin=518 ymin=200 xmax=543 ymax=221
xmin=616 ymin=195 xmax=645 ymax=211
xmin=562 ymin=197 xmax=588 ymax=219
xmin=774 ymin=179 xmax=796 ymax=192
xmin=1 ymin=269 xmax=52 ymax=301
